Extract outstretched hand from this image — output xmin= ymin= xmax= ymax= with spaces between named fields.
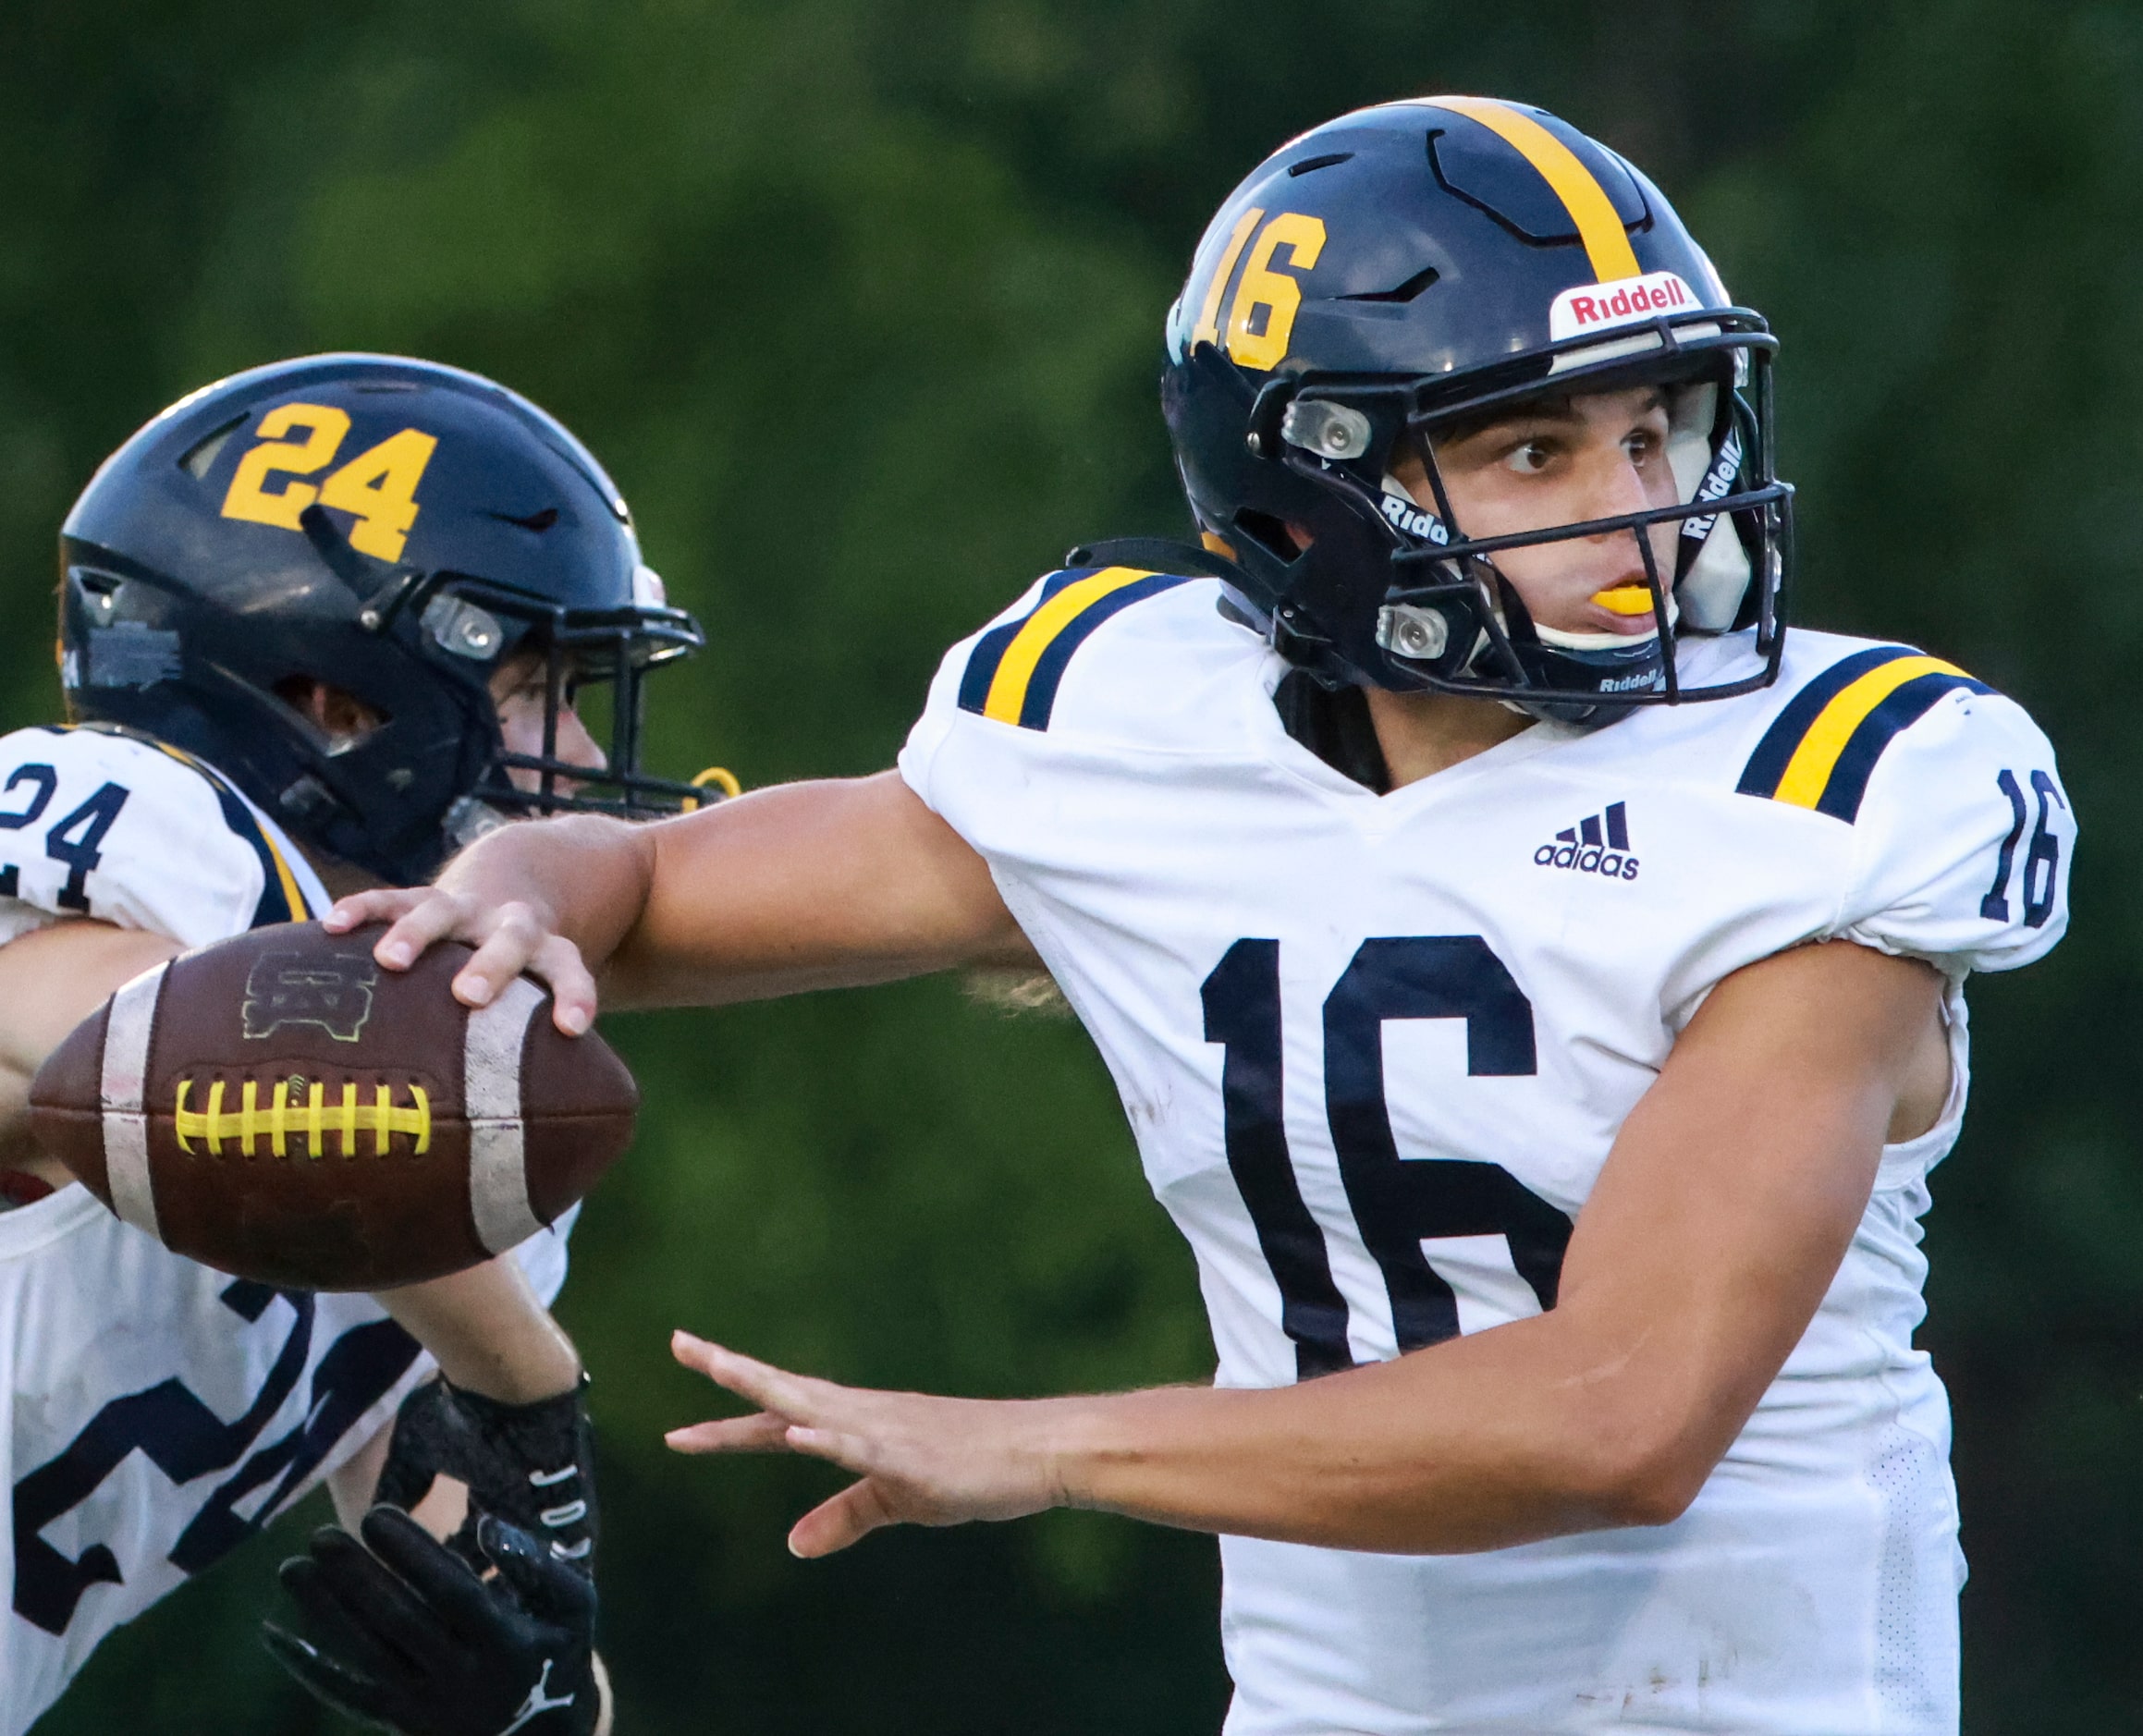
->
xmin=665 ymin=1331 xmax=1072 ymax=1558
xmin=326 ymin=887 xmax=598 ymax=1037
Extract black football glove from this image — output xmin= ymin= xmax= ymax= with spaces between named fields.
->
xmin=375 ymin=1375 xmax=597 ymax=1573
xmin=263 ymin=1505 xmax=599 ymax=1736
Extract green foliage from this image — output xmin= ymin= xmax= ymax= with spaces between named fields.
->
xmin=8 ymin=4 xmax=2139 ymax=1730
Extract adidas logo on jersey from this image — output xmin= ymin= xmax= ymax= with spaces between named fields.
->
xmin=1533 ymin=801 xmax=1639 ymax=881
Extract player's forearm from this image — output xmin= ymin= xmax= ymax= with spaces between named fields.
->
xmin=1047 ymin=1313 xmax=1696 ymax=1553
xmin=606 ymin=772 xmax=1033 ymax=1009
xmin=373 ymin=1257 xmax=582 ymax=1403
xmin=326 ymin=1424 xmax=394 ymax=1528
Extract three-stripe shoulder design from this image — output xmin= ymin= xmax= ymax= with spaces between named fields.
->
xmin=1735 ymin=645 xmax=1992 ymax=824
xmin=957 ymin=568 xmax=1193 ymax=732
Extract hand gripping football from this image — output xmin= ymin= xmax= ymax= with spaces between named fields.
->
xmin=27 ymin=923 xmax=638 ymax=1291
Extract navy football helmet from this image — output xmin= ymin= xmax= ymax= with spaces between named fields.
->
xmin=1143 ymin=96 xmax=1794 ymax=723
xmin=60 ymin=354 xmax=715 ymax=885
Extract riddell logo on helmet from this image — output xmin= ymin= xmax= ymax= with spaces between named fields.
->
xmin=1379 ymin=492 xmax=1450 ymax=545
xmin=1549 ymin=272 xmax=1698 ymax=343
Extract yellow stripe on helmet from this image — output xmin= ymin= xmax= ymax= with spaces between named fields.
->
xmin=1421 ymin=97 xmax=1642 ymax=285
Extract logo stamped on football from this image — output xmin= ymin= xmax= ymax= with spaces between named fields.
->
xmin=242 ymin=948 xmax=381 ymax=1042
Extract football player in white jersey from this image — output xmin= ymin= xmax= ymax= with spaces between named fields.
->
xmin=0 ymin=354 xmax=714 ymax=1736
xmin=341 ymin=102 xmax=2073 ymax=1733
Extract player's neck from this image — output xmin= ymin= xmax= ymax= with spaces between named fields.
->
xmin=1363 ymin=687 xmax=1533 ymax=789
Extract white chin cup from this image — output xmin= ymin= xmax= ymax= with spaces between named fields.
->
xmin=1534 ymin=588 xmax=1677 ymax=654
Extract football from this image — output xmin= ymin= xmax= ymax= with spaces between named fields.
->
xmin=27 ymin=922 xmax=638 ymax=1291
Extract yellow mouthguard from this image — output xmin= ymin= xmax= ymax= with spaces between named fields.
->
xmin=1590 ymin=584 xmax=1657 ymax=617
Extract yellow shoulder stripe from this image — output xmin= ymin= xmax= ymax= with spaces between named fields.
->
xmin=1422 ymin=97 xmax=1641 ymax=284
xmin=1770 ymin=654 xmax=1965 ymax=810
xmin=1736 ymin=643 xmax=1992 ymax=824
xmin=981 ymin=567 xmax=1159 ymax=726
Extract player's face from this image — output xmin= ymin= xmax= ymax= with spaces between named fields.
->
xmin=1401 ymin=385 xmax=1680 ymax=638
xmin=487 ymin=649 xmax=607 ymax=795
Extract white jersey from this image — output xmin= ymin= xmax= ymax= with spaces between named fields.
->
xmin=0 ymin=725 xmax=573 ymax=1736
xmin=900 ymin=570 xmax=2075 ymax=1736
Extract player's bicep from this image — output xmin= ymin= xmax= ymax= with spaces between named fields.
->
xmin=613 ymin=770 xmax=1031 ymax=1007
xmin=1555 ymin=941 xmax=1942 ymax=1492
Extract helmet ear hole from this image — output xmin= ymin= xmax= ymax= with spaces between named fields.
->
xmin=67 ymin=567 xmax=124 ymax=628
xmin=271 ymin=676 xmax=390 ymax=752
xmin=1231 ymin=509 xmax=1304 ymax=562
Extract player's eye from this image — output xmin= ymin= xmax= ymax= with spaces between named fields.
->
xmin=1503 ymin=439 xmax=1555 ymax=475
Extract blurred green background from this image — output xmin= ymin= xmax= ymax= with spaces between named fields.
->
xmin=5 ymin=1 xmax=2138 ymax=1730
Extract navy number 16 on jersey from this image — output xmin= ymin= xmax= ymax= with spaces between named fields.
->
xmin=1202 ymin=935 xmax=1573 ymax=1381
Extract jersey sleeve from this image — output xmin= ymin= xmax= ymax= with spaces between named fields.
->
xmin=1829 ymin=688 xmax=2075 ymax=976
xmin=0 ymin=727 xmax=275 ymax=949
xmin=899 ymin=567 xmax=1238 ymax=834
xmin=896 ymin=575 xmax=1052 ymax=818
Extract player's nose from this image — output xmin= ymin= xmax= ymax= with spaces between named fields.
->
xmin=553 ymin=707 xmax=608 ymax=777
xmin=1575 ymin=449 xmax=1657 ymax=532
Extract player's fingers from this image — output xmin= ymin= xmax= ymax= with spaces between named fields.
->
xmin=783 ymin=1424 xmax=883 ymax=1477
xmin=303 ymin=1526 xmax=457 ymax=1676
xmin=277 ymin=1554 xmax=423 ymax=1686
xmin=261 ymin=1621 xmax=401 ymax=1724
xmin=449 ymin=902 xmax=553 ymax=1009
xmin=372 ymin=890 xmax=480 ymax=972
xmin=786 ymin=1476 xmax=901 ymax=1559
xmin=529 ymin=934 xmax=598 ymax=1036
xmin=477 ymin=1514 xmax=597 ymax=1626
xmin=670 ymin=1331 xmax=834 ymax=1424
xmin=359 ymin=1506 xmax=497 ymax=1644
xmin=663 ymin=1412 xmax=795 ymax=1454
xmin=323 ymin=887 xmax=427 ymax=937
